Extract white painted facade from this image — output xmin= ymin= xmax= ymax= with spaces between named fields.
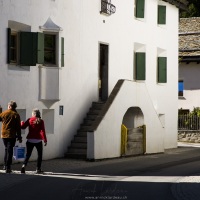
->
xmin=179 ymin=63 xmax=200 ymax=111
xmin=0 ymin=0 xmax=179 ymax=163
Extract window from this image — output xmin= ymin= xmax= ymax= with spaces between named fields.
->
xmin=7 ymin=28 xmax=64 ymax=67
xmin=158 ymin=57 xmax=167 ymax=83
xmin=179 ymin=80 xmax=184 ymax=96
xmin=44 ymin=34 xmax=56 ymax=65
xmin=7 ymin=29 xmax=18 ymax=64
xmin=135 ymin=0 xmax=145 ymax=18
xmin=135 ymin=52 xmax=146 ymax=80
xmin=158 ymin=5 xmax=166 ymax=25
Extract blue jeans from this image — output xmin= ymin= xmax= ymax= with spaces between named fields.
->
xmin=23 ymin=141 xmax=43 ymax=170
xmin=2 ymin=138 xmax=16 ymax=169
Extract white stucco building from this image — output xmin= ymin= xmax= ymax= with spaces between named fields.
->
xmin=0 ymin=0 xmax=187 ymax=163
xmin=179 ymin=17 xmax=200 ymax=112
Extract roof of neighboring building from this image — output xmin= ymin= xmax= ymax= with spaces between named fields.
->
xmin=163 ymin=0 xmax=188 ymax=11
xmin=179 ymin=17 xmax=200 ymax=62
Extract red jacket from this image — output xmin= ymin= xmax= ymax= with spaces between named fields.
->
xmin=21 ymin=117 xmax=47 ymax=143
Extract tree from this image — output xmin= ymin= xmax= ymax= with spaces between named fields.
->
xmin=180 ymin=0 xmax=200 ymax=17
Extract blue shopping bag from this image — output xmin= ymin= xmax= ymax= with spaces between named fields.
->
xmin=13 ymin=146 xmax=26 ymax=160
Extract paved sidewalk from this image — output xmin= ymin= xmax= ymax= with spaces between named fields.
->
xmin=0 ymin=143 xmax=200 ymax=200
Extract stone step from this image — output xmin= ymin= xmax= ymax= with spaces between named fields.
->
xmin=71 ymin=142 xmax=87 ymax=148
xmin=65 ymin=101 xmax=105 ymax=159
xmin=64 ymin=152 xmax=86 ymax=159
xmin=83 ymin=119 xmax=95 ymax=126
xmin=77 ymin=131 xmax=87 ymax=137
xmin=92 ymin=102 xmax=105 ymax=110
xmin=74 ymin=136 xmax=87 ymax=143
xmin=86 ymin=114 xmax=98 ymax=120
xmin=78 ymin=125 xmax=93 ymax=132
xmin=68 ymin=147 xmax=87 ymax=154
xmin=87 ymin=109 xmax=101 ymax=115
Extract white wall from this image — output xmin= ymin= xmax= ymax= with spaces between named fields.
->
xmin=179 ymin=63 xmax=200 ymax=111
xmin=0 ymin=0 xmax=179 ymax=163
xmin=88 ymin=81 xmax=165 ymax=159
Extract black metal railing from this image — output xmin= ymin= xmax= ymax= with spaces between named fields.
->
xmin=100 ymin=0 xmax=116 ymax=15
xmin=178 ymin=114 xmax=200 ymax=130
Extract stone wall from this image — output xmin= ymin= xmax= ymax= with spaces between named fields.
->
xmin=178 ymin=131 xmax=200 ymax=143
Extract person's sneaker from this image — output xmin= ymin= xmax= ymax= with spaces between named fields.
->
xmin=2 ymin=166 xmax=6 ymax=170
xmin=5 ymin=169 xmax=12 ymax=173
xmin=21 ymin=166 xmax=25 ymax=174
xmin=36 ymin=169 xmax=44 ymax=174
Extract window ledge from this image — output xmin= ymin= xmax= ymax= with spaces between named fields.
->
xmin=179 ymin=96 xmax=186 ymax=100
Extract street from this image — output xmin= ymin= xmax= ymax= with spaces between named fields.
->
xmin=1 ymin=145 xmax=200 ymax=200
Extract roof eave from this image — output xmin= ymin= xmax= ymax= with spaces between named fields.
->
xmin=162 ymin=0 xmax=188 ymax=11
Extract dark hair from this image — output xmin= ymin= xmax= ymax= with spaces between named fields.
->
xmin=8 ymin=100 xmax=17 ymax=109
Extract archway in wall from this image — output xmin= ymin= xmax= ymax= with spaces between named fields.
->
xmin=121 ymin=107 xmax=145 ymax=156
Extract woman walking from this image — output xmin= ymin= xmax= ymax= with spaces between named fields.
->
xmin=21 ymin=108 xmax=47 ymax=174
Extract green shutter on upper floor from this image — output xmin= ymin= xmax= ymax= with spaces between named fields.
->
xmin=20 ymin=32 xmax=37 ymax=66
xmin=135 ymin=52 xmax=146 ymax=80
xmin=7 ymin=28 xmax=11 ymax=64
xmin=158 ymin=5 xmax=166 ymax=24
xmin=158 ymin=57 xmax=167 ymax=83
xmin=61 ymin=37 xmax=64 ymax=67
xmin=37 ymin=32 xmax=44 ymax=64
xmin=136 ymin=0 xmax=145 ymax=18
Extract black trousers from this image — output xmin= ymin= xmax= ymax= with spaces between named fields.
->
xmin=2 ymin=138 xmax=16 ymax=169
xmin=23 ymin=141 xmax=43 ymax=170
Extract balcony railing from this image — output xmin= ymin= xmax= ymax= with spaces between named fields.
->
xmin=100 ymin=0 xmax=116 ymax=15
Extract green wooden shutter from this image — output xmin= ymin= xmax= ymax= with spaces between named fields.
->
xmin=135 ymin=52 xmax=146 ymax=80
xmin=158 ymin=5 xmax=166 ymax=24
xmin=158 ymin=57 xmax=167 ymax=83
xmin=136 ymin=0 xmax=145 ymax=18
xmin=20 ymin=32 xmax=37 ymax=66
xmin=7 ymin=28 xmax=11 ymax=64
xmin=61 ymin=37 xmax=64 ymax=67
xmin=37 ymin=32 xmax=44 ymax=64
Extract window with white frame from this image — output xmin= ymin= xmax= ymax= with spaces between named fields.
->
xmin=7 ymin=23 xmax=64 ymax=67
xmin=158 ymin=5 xmax=166 ymax=25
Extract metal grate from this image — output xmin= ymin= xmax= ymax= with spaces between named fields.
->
xmin=100 ymin=0 xmax=116 ymax=15
xmin=178 ymin=114 xmax=200 ymax=130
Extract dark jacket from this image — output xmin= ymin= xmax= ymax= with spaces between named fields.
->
xmin=0 ymin=109 xmax=22 ymax=139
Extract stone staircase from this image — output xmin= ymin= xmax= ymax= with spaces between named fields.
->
xmin=65 ymin=101 xmax=105 ymax=159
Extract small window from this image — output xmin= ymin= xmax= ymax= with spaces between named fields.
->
xmin=135 ymin=0 xmax=145 ymax=18
xmin=158 ymin=57 xmax=167 ymax=83
xmin=135 ymin=52 xmax=146 ymax=80
xmin=7 ymin=28 xmax=18 ymax=64
xmin=10 ymin=32 xmax=18 ymax=63
xmin=179 ymin=80 xmax=184 ymax=96
xmin=7 ymin=28 xmax=64 ymax=67
xmin=158 ymin=5 xmax=166 ymax=25
xmin=44 ymin=34 xmax=56 ymax=65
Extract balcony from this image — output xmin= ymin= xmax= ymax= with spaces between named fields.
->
xmin=100 ymin=0 xmax=116 ymax=15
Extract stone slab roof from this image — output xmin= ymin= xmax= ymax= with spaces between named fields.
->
xmin=179 ymin=18 xmax=200 ymax=59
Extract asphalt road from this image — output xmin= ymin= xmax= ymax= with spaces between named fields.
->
xmin=1 ymin=145 xmax=200 ymax=200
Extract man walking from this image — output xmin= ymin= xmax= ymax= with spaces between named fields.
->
xmin=0 ymin=100 xmax=22 ymax=173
